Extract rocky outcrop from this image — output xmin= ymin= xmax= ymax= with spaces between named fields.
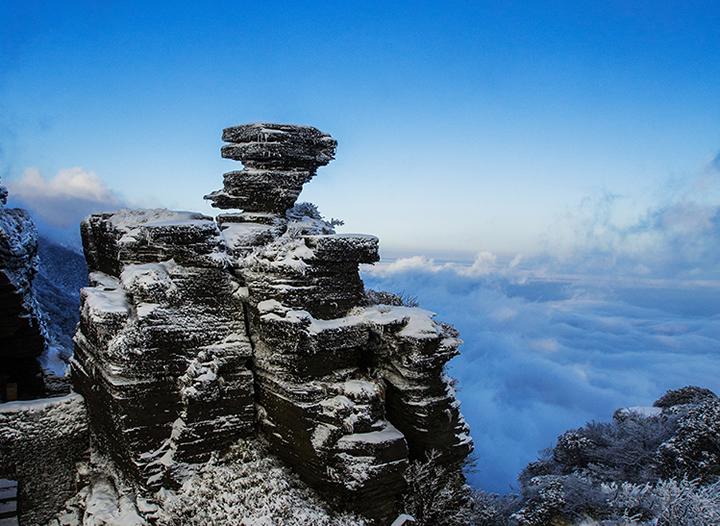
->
xmin=205 ymin=122 xmax=337 ymax=215
xmin=72 ymin=123 xmax=472 ymax=523
xmin=0 ymin=180 xmax=47 ymax=401
xmin=72 ymin=209 xmax=254 ymax=488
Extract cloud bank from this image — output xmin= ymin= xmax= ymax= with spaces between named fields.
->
xmin=362 ymin=255 xmax=720 ymax=494
xmin=6 ymin=167 xmax=125 ymax=244
xmin=362 ymin=161 xmax=720 ymax=494
xmin=539 ymin=154 xmax=720 ymax=281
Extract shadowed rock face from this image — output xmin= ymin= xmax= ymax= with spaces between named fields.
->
xmin=0 ymin=181 xmax=47 ymax=400
xmin=73 ymin=124 xmax=472 ymax=523
xmin=0 ymin=394 xmax=88 ymax=526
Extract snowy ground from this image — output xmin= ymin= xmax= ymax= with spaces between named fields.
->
xmin=49 ymin=439 xmax=366 ymax=526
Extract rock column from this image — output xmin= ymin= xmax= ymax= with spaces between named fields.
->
xmin=71 ymin=123 xmax=473 ymax=524
xmin=0 ymin=180 xmax=47 ymax=400
xmin=72 ymin=209 xmax=255 ymax=488
xmin=212 ymin=123 xmax=473 ymax=521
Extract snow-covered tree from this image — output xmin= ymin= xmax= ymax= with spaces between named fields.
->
xmin=657 ymin=398 xmax=720 ymax=483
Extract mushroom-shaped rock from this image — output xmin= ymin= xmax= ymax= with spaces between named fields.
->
xmin=205 ymin=123 xmax=337 ymax=214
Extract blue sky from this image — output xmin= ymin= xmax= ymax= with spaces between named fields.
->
xmin=3 ymin=1 xmax=719 ymax=254
xmin=3 ymin=0 xmax=720 ymax=495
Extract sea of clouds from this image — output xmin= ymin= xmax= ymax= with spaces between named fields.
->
xmin=362 ymin=254 xmax=720 ymax=494
xmin=362 ymin=154 xmax=720 ymax=494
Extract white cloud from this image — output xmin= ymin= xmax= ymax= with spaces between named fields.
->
xmin=6 ymin=167 xmax=124 ymax=228
xmin=367 ymin=251 xmax=507 ymax=279
xmin=456 ymin=251 xmax=497 ymax=277
xmin=537 ymin=168 xmax=720 ymax=281
xmin=377 ymin=255 xmax=446 ymax=274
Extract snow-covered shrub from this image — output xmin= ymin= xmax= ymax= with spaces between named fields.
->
xmin=286 ymin=202 xmax=324 ymax=221
xmin=609 ymin=478 xmax=720 ymax=526
xmin=553 ymin=430 xmax=595 ymax=470
xmin=285 ymin=202 xmax=344 ymax=235
xmin=606 ymin=480 xmax=659 ymax=523
xmin=657 ymin=398 xmax=720 ymax=483
xmin=464 ymin=489 xmax=520 ymax=526
xmin=159 ymin=439 xmax=365 ymax=526
xmin=653 ymin=386 xmax=717 ymax=409
xmin=402 ymin=451 xmax=519 ymax=526
xmin=583 ymin=412 xmax=677 ymax=483
xmin=513 ymin=475 xmax=720 ymax=526
xmin=515 ymin=474 xmax=620 ymax=525
xmin=402 ymin=450 xmax=474 ymax=526
xmin=512 ymin=477 xmax=567 ymax=526
xmin=655 ymin=478 xmax=720 ymax=526
xmin=365 ymin=288 xmax=419 ymax=308
xmin=522 ymin=410 xmax=678 ymax=486
xmin=397 ymin=291 xmax=421 ymax=308
xmin=513 ymin=387 xmax=720 ymax=526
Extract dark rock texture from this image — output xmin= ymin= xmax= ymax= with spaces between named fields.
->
xmin=0 ymin=180 xmax=47 ymax=401
xmin=71 ymin=124 xmax=472 ymax=523
xmin=72 ymin=209 xmax=254 ymax=488
xmin=0 ymin=394 xmax=89 ymax=526
xmin=205 ymin=122 xmax=337 ymax=214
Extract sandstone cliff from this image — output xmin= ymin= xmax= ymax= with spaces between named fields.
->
xmin=70 ymin=123 xmax=473 ymax=522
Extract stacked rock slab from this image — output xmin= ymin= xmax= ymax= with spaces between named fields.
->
xmin=72 ymin=209 xmax=254 ymax=488
xmin=205 ymin=122 xmax=337 ymax=215
xmin=0 ymin=180 xmax=47 ymax=400
xmin=213 ymin=123 xmax=473 ymax=520
xmin=72 ymin=123 xmax=473 ymax=523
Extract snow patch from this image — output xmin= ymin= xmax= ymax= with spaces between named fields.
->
xmin=336 ymin=423 xmax=405 ymax=447
xmin=84 ymin=288 xmax=130 ymax=315
xmin=0 ymin=392 xmax=82 ymax=414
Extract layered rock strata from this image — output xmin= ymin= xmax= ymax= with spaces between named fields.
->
xmin=205 ymin=122 xmax=337 ymax=215
xmin=72 ymin=209 xmax=254 ymax=488
xmin=0 ymin=180 xmax=47 ymax=400
xmin=73 ymin=123 xmax=472 ymax=522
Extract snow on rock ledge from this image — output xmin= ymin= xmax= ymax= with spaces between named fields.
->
xmin=73 ymin=210 xmax=254 ymax=490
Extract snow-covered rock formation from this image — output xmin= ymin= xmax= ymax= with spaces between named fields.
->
xmin=0 ymin=179 xmax=47 ymax=401
xmin=73 ymin=209 xmax=255 ymax=488
xmin=71 ymin=123 xmax=473 ymax=522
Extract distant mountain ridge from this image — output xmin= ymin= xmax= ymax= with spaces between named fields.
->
xmin=35 ymin=236 xmax=87 ymax=372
